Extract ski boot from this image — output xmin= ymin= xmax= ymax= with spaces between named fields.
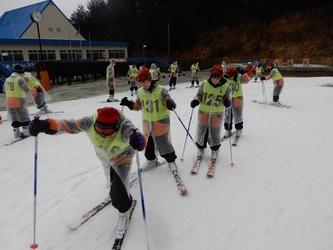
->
xmin=207 ymin=150 xmax=218 ymax=177
xmin=191 ymin=149 xmax=204 ymax=174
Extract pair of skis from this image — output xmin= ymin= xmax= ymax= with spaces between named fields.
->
xmin=3 ymin=135 xmax=30 ymax=146
xmin=252 ymin=99 xmax=291 ymax=109
xmin=221 ymin=131 xmax=240 ymax=146
xmin=141 ymin=160 xmax=188 ymax=195
xmin=191 ymin=159 xmax=216 ymax=177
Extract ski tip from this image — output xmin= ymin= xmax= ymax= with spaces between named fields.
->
xmin=30 ymin=243 xmax=39 ymax=249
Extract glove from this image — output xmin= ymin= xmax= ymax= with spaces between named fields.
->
xmin=120 ymin=97 xmax=134 ymax=110
xmin=29 ymin=117 xmax=57 ymax=136
xmin=260 ymin=76 xmax=266 ymax=81
xmin=166 ymin=99 xmax=176 ymax=110
xmin=190 ymin=99 xmax=200 ymax=108
xmin=129 ymin=130 xmax=146 ymax=151
xmin=223 ymin=98 xmax=231 ymax=108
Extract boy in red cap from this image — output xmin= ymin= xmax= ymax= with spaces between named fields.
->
xmin=120 ymin=68 xmax=188 ymax=195
xmin=223 ymin=66 xmax=250 ymax=144
xmin=29 ymin=107 xmax=145 ymax=235
xmin=190 ymin=64 xmax=231 ymax=177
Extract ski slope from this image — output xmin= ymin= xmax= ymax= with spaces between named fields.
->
xmin=0 ymin=77 xmax=333 ymax=250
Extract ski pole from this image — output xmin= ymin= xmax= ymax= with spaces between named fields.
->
xmin=225 ymin=105 xmax=235 ymax=167
xmin=180 ymin=108 xmax=194 ymax=161
xmin=172 ymin=110 xmax=210 ymax=166
xmin=30 ymin=135 xmax=39 ymax=250
xmin=135 ymin=151 xmax=151 ymax=250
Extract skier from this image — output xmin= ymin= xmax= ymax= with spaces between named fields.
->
xmin=127 ymin=65 xmax=138 ymax=96
xmin=120 ymin=68 xmax=187 ymax=194
xmin=3 ymin=64 xmax=32 ymax=138
xmin=23 ymin=70 xmax=52 ymax=114
xmin=254 ymin=64 xmax=264 ymax=82
xmin=190 ymin=62 xmax=200 ymax=88
xmin=190 ymin=64 xmax=231 ymax=176
xmin=106 ymin=59 xmax=117 ymax=102
xmin=245 ymin=61 xmax=255 ymax=78
xmin=260 ymin=64 xmax=285 ymax=105
xmin=168 ymin=61 xmax=178 ymax=90
xmin=149 ymin=63 xmax=161 ymax=81
xmin=28 ymin=106 xmax=146 ymax=234
xmin=223 ymin=67 xmax=250 ymax=144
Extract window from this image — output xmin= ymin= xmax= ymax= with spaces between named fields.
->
xmin=0 ymin=50 xmax=24 ymax=61
xmin=28 ymin=50 xmax=56 ymax=61
xmin=56 ymin=27 xmax=61 ymax=32
xmin=48 ymin=27 xmax=54 ymax=32
xmin=108 ymin=49 xmax=125 ymax=59
xmin=60 ymin=50 xmax=82 ymax=61
xmin=86 ymin=50 xmax=105 ymax=60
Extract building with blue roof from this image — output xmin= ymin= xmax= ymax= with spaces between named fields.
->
xmin=0 ymin=0 xmax=128 ymax=63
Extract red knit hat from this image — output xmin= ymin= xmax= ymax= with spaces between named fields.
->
xmin=95 ymin=107 xmax=121 ymax=129
xmin=226 ymin=67 xmax=237 ymax=77
xmin=210 ymin=64 xmax=223 ymax=77
xmin=137 ymin=68 xmax=152 ymax=82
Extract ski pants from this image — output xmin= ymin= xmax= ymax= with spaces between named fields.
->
xmin=109 ymin=166 xmax=132 ymax=213
xmin=196 ymin=128 xmax=221 ymax=151
xmin=224 ymin=106 xmax=243 ymax=131
xmin=145 ymin=134 xmax=177 ymax=162
xmin=169 ymin=76 xmax=177 ymax=87
xmin=273 ymin=83 xmax=283 ymax=102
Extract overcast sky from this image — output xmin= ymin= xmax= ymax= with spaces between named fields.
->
xmin=0 ymin=0 xmax=88 ymax=18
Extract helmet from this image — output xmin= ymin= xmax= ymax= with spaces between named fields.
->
xmin=95 ymin=107 xmax=122 ymax=132
xmin=226 ymin=67 xmax=237 ymax=77
xmin=13 ymin=64 xmax=24 ymax=73
xmin=137 ymin=68 xmax=152 ymax=82
xmin=210 ymin=64 xmax=223 ymax=77
xmin=151 ymin=63 xmax=156 ymax=69
xmin=110 ymin=59 xmax=116 ymax=65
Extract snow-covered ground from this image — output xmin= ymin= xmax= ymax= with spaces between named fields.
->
xmin=0 ymin=77 xmax=333 ymax=250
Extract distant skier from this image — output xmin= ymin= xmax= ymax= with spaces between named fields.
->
xmin=190 ymin=62 xmax=200 ymax=88
xmin=120 ymin=68 xmax=187 ymax=194
xmin=23 ymin=70 xmax=52 ymax=115
xmin=254 ymin=64 xmax=264 ymax=82
xmin=29 ymin=106 xmax=145 ymax=235
xmin=261 ymin=64 xmax=285 ymax=105
xmin=168 ymin=61 xmax=178 ymax=90
xmin=149 ymin=63 xmax=161 ymax=81
xmin=223 ymin=66 xmax=250 ymax=143
xmin=127 ymin=65 xmax=138 ymax=96
xmin=190 ymin=64 xmax=231 ymax=176
xmin=245 ymin=61 xmax=255 ymax=78
xmin=3 ymin=64 xmax=32 ymax=138
xmin=106 ymin=59 xmax=118 ymax=102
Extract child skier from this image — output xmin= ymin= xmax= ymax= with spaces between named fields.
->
xmin=120 ymin=68 xmax=187 ymax=195
xmin=223 ymin=67 xmax=250 ymax=145
xmin=149 ymin=63 xmax=161 ymax=81
xmin=260 ymin=65 xmax=285 ymax=105
xmin=190 ymin=62 xmax=200 ymax=88
xmin=190 ymin=64 xmax=231 ymax=177
xmin=23 ymin=70 xmax=52 ymax=114
xmin=127 ymin=65 xmax=138 ymax=96
xmin=3 ymin=64 xmax=32 ymax=138
xmin=106 ymin=59 xmax=118 ymax=102
xmin=168 ymin=61 xmax=178 ymax=90
xmin=29 ymin=106 xmax=146 ymax=236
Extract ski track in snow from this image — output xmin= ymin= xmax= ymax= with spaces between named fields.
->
xmin=1 ymin=77 xmax=333 ymax=250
